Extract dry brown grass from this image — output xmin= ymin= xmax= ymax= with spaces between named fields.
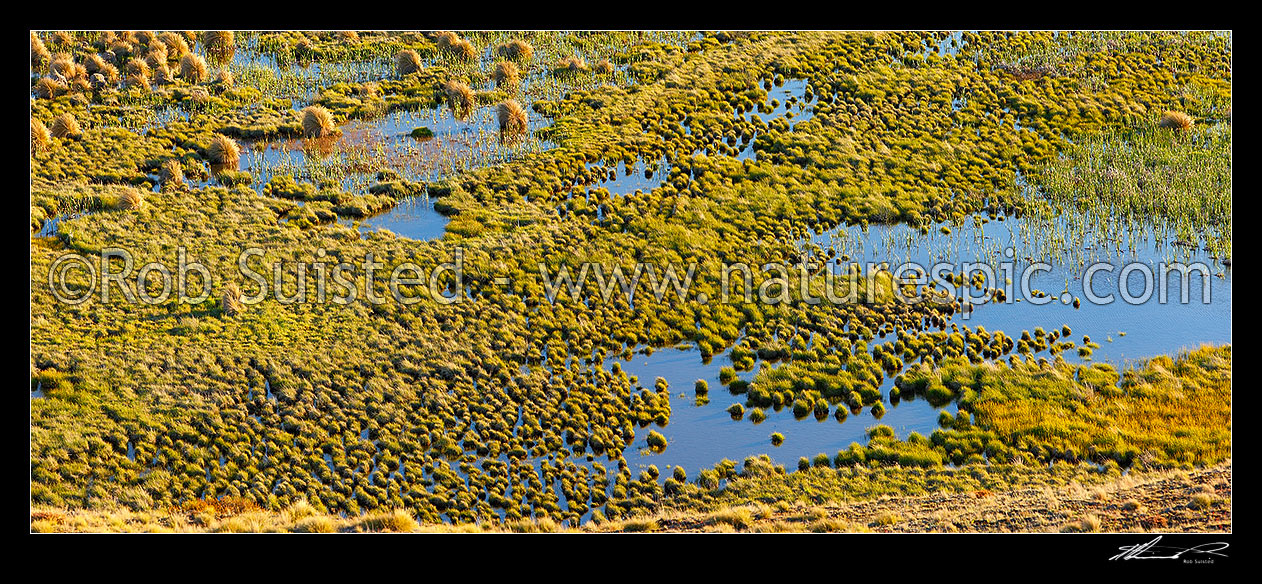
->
xmin=145 ymin=45 xmax=168 ymax=70
xmin=558 ymin=56 xmax=588 ymax=74
xmin=125 ymin=57 xmax=150 ymax=78
xmin=50 ymin=113 xmax=80 ymax=139
xmin=201 ymin=30 xmax=235 ymax=62
xmin=34 ymin=77 xmax=66 ymax=99
xmin=179 ymin=53 xmax=208 ymax=83
xmin=116 ymin=188 xmax=144 ymax=211
xmin=395 ymin=49 xmax=422 ymax=76
xmin=31 ymin=32 xmax=50 ymax=67
xmin=207 ymin=134 xmax=241 ymax=166
xmin=222 ymin=282 xmax=244 ymax=317
xmin=158 ymin=32 xmax=189 ymax=59
xmin=31 ymin=119 xmax=50 ymax=155
xmin=1158 ymin=111 xmax=1195 ymax=131
xmin=493 ymin=61 xmax=520 ymax=90
xmin=495 ymin=39 xmax=533 ymax=62
xmin=434 ymin=31 xmax=460 ymax=52
xmin=159 ymin=159 xmax=184 ymax=186
xmin=451 ymin=39 xmax=477 ymax=61
xmin=301 ymin=105 xmax=337 ymax=138
xmin=496 ymin=100 xmax=528 ymax=140
xmin=443 ymin=80 xmax=476 ymax=120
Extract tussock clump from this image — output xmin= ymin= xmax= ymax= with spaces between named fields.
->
xmin=125 ymin=57 xmax=150 ymax=78
xmin=558 ymin=56 xmax=588 ymax=74
xmin=158 ymin=32 xmax=189 ymax=59
xmin=189 ymin=87 xmax=210 ymax=104
xmin=292 ymin=515 xmax=338 ymax=533
xmin=50 ymin=53 xmax=80 ymax=80
xmin=215 ymin=69 xmax=234 ymax=89
xmin=594 ymin=59 xmax=614 ymax=75
xmin=497 ymin=100 xmax=528 ymax=139
xmin=395 ymin=49 xmax=422 ymax=76
xmin=34 ymin=77 xmax=67 ymax=99
xmin=116 ymin=188 xmax=144 ymax=211
xmin=433 ymin=31 xmax=460 ymax=52
xmin=180 ymin=53 xmax=208 ymax=83
xmin=358 ymin=509 xmax=418 ymax=533
xmin=31 ymin=32 xmax=51 ymax=68
xmin=97 ymin=64 xmax=119 ymax=85
xmin=451 ymin=39 xmax=477 ymax=61
xmin=84 ymin=53 xmax=108 ymax=74
xmin=201 ymin=31 xmax=235 ymax=62
xmin=493 ymin=61 xmax=519 ymax=90
xmin=31 ymin=119 xmax=50 ymax=155
xmin=153 ymin=64 xmax=174 ymax=85
xmin=125 ymin=71 xmax=150 ymax=89
xmin=207 ymin=134 xmax=241 ymax=166
xmin=443 ymin=80 xmax=475 ymax=120
xmin=108 ymin=41 xmax=133 ymax=62
xmin=338 ymin=31 xmax=360 ymax=42
xmin=1158 ymin=111 xmax=1194 ymax=131
xmin=495 ymin=39 xmax=533 ymax=62
xmin=221 ymin=283 xmax=244 ymax=317
xmin=159 ymin=159 xmax=184 ymax=186
xmin=301 ymin=105 xmax=337 ymax=138
xmin=50 ymin=113 xmax=81 ymax=139
xmin=145 ymin=44 xmax=168 ymax=70
xmin=1060 ymin=514 xmax=1102 ymax=533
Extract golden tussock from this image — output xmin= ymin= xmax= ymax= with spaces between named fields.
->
xmin=222 ymin=283 xmax=245 ymax=317
xmin=493 ymin=61 xmax=520 ymax=90
xmin=31 ymin=32 xmax=50 ymax=67
xmin=1158 ymin=111 xmax=1194 ymax=131
xmin=495 ymin=39 xmax=533 ymax=62
xmin=125 ymin=57 xmax=150 ymax=78
xmin=116 ymin=188 xmax=144 ymax=211
xmin=301 ymin=105 xmax=338 ymax=138
xmin=395 ymin=49 xmax=422 ymax=76
xmin=34 ymin=77 xmax=67 ymax=99
xmin=201 ymin=30 xmax=235 ymax=61
xmin=497 ymin=100 xmax=528 ymax=140
xmin=443 ymin=80 xmax=476 ymax=120
xmin=159 ymin=159 xmax=184 ymax=186
xmin=180 ymin=53 xmax=208 ymax=83
xmin=158 ymin=32 xmax=189 ymax=59
xmin=50 ymin=113 xmax=81 ymax=139
xmin=207 ymin=134 xmax=241 ymax=166
xmin=31 ymin=119 xmax=50 ymax=155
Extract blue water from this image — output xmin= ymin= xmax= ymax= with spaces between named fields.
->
xmin=619 ymin=344 xmax=956 ymax=475
xmin=358 ymin=196 xmax=449 ymax=240
xmin=806 ymin=214 xmax=1231 ymax=365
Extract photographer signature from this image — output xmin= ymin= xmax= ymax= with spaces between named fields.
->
xmin=1110 ymin=536 xmax=1229 ymax=561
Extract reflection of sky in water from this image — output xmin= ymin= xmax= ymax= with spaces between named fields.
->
xmin=805 ymin=214 xmax=1230 ymax=366
xmin=738 ymin=78 xmax=816 ymax=160
xmin=616 ymin=344 xmax=957 ymax=475
xmin=357 ymin=196 xmax=448 ymax=240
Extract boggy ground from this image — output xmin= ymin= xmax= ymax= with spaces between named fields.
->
xmin=30 ymin=31 xmax=1231 ymax=531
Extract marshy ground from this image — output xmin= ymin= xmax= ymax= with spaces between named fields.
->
xmin=30 ymin=30 xmax=1230 ymax=533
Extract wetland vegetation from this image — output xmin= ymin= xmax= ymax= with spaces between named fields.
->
xmin=30 ymin=30 xmax=1230 ymax=533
